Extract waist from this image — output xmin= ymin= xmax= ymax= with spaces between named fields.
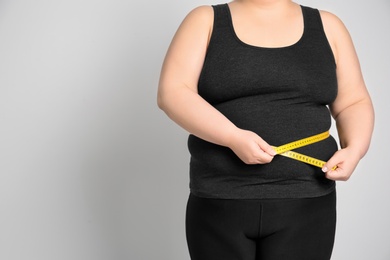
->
xmin=214 ymin=101 xmax=331 ymax=145
xmin=188 ymin=133 xmax=337 ymax=172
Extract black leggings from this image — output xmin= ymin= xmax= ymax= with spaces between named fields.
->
xmin=186 ymin=191 xmax=336 ymax=260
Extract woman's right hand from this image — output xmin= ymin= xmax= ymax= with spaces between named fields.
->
xmin=227 ymin=129 xmax=276 ymax=164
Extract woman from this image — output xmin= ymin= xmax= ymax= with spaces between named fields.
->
xmin=157 ymin=0 xmax=374 ymax=259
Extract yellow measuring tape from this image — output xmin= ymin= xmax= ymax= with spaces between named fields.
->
xmin=272 ymin=131 xmax=336 ymax=170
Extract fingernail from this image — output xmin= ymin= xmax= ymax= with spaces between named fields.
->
xmin=322 ymin=167 xmax=328 ymax=172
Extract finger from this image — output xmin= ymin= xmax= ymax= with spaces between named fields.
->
xmin=256 ymin=139 xmax=276 ymax=156
xmin=324 ymin=168 xmax=340 ymax=181
xmin=321 ymin=154 xmax=340 ymax=173
xmin=325 ymin=167 xmax=350 ymax=181
xmin=257 ymin=151 xmax=274 ymax=164
xmin=322 ymin=164 xmax=338 ymax=173
xmin=266 ymin=146 xmax=277 ymax=156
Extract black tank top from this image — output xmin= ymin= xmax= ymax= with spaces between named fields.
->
xmin=187 ymin=4 xmax=338 ymax=199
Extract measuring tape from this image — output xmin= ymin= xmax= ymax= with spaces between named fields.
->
xmin=272 ymin=131 xmax=336 ymax=170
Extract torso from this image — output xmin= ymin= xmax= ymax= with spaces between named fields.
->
xmin=188 ymin=3 xmax=338 ymax=199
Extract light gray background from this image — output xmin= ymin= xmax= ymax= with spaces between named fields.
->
xmin=0 ymin=0 xmax=388 ymax=259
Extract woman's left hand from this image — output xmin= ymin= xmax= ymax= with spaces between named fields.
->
xmin=322 ymin=148 xmax=361 ymax=181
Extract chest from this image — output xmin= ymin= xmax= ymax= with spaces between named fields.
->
xmin=198 ymin=44 xmax=337 ymax=106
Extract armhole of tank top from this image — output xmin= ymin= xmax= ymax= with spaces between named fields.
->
xmin=314 ymin=9 xmax=337 ymax=67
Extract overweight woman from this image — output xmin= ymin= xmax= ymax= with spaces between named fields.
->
xmin=157 ymin=0 xmax=374 ymax=259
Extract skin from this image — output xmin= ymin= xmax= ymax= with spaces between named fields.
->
xmin=157 ymin=0 xmax=374 ymax=181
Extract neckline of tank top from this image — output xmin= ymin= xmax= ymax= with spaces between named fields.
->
xmin=223 ymin=3 xmax=307 ymax=50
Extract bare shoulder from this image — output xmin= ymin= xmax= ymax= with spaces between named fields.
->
xmin=319 ymin=10 xmax=354 ymax=62
xmin=173 ymin=5 xmax=214 ymax=44
xmin=181 ymin=5 xmax=214 ymax=28
xmin=188 ymin=5 xmax=214 ymax=17
xmin=319 ymin=10 xmax=351 ymax=40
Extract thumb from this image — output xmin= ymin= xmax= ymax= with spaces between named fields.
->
xmin=321 ymin=152 xmax=340 ymax=173
xmin=257 ymin=139 xmax=276 ymax=156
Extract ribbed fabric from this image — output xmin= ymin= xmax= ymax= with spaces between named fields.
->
xmin=187 ymin=4 xmax=338 ymax=199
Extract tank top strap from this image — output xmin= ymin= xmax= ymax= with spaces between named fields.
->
xmin=301 ymin=5 xmax=327 ymax=33
xmin=300 ymin=5 xmax=335 ymax=64
xmin=211 ymin=4 xmax=231 ymax=29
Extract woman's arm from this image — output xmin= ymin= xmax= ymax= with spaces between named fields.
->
xmin=320 ymin=11 xmax=375 ymax=180
xmin=157 ymin=6 xmax=276 ymax=164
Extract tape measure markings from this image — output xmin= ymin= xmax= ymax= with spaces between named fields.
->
xmin=279 ymin=150 xmax=325 ymax=168
xmin=273 ymin=131 xmax=330 ymax=155
xmin=272 ymin=131 xmax=336 ymax=170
